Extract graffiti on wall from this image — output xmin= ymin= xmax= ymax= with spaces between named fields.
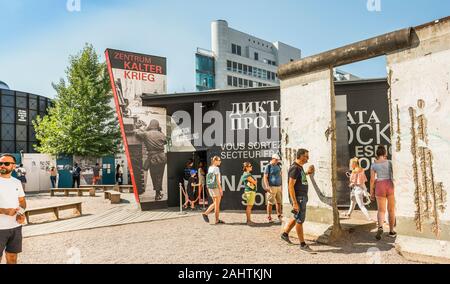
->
xmin=408 ymin=100 xmax=447 ymax=236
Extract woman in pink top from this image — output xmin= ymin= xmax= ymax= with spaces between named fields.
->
xmin=344 ymin=157 xmax=373 ymax=221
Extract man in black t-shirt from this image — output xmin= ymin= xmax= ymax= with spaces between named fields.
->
xmin=281 ymin=149 xmax=317 ymax=254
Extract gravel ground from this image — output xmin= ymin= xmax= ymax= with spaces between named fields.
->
xmin=24 ymin=192 xmax=137 ymax=224
xmin=18 ymin=212 xmax=422 ymax=264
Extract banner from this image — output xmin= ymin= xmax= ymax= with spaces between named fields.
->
xmin=167 ymin=91 xmax=281 ymax=210
xmin=105 ymin=49 xmax=168 ymax=209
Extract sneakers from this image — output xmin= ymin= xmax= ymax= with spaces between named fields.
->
xmin=375 ymin=227 xmax=383 ymax=240
xmin=388 ymin=231 xmax=397 ymax=238
xmin=267 ymin=216 xmax=274 ymax=223
xmin=281 ymin=233 xmax=291 ymax=244
xmin=202 ymin=214 xmax=209 ymax=223
xmin=300 ymin=244 xmax=317 ymax=254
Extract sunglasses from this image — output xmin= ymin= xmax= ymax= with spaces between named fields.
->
xmin=0 ymin=162 xmax=15 ymax=166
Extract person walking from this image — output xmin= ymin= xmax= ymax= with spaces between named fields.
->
xmin=344 ymin=157 xmax=373 ymax=221
xmin=280 ymin=149 xmax=317 ymax=254
xmin=15 ymin=164 xmax=27 ymax=192
xmin=241 ymin=162 xmax=257 ymax=226
xmin=71 ymin=163 xmax=81 ymax=188
xmin=49 ymin=166 xmax=57 ymax=188
xmin=370 ymin=146 xmax=397 ymax=240
xmin=92 ymin=163 xmax=101 ymax=185
xmin=264 ymin=154 xmax=283 ymax=223
xmin=0 ymin=154 xmax=27 ymax=264
xmin=202 ymin=156 xmax=225 ymax=225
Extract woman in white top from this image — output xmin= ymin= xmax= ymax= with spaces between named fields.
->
xmin=202 ymin=156 xmax=225 ymax=225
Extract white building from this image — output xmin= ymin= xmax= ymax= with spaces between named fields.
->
xmin=0 ymin=80 xmax=9 ymax=90
xmin=334 ymin=69 xmax=360 ymax=81
xmin=196 ymin=20 xmax=302 ymax=91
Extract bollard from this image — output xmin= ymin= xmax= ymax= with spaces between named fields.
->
xmin=179 ymin=183 xmax=187 ymax=215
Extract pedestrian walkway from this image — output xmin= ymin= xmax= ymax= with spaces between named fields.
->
xmin=23 ymin=206 xmax=196 ymax=238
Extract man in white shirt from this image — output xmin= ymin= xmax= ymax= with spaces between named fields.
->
xmin=0 ymin=154 xmax=26 ymax=264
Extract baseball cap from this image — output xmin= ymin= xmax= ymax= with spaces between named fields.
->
xmin=190 ymin=169 xmax=198 ymax=175
xmin=272 ymin=154 xmax=281 ymax=160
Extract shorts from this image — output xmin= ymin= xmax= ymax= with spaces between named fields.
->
xmin=208 ymin=188 xmax=221 ymax=198
xmin=375 ymin=180 xmax=395 ymax=198
xmin=291 ymin=196 xmax=308 ymax=224
xmin=188 ymin=190 xmax=198 ymax=201
xmin=244 ymin=191 xmax=256 ymax=206
xmin=0 ymin=226 xmax=23 ymax=256
xmin=266 ymin=186 xmax=282 ymax=205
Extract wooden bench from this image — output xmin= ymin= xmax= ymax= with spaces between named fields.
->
xmin=24 ymin=202 xmax=82 ymax=225
xmin=80 ymin=185 xmax=116 ymax=192
xmin=50 ymin=188 xmax=96 ymax=197
xmin=118 ymin=185 xmax=134 ymax=193
xmin=104 ymin=191 xmax=121 ymax=204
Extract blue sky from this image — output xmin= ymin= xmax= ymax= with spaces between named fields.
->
xmin=0 ymin=0 xmax=449 ymax=97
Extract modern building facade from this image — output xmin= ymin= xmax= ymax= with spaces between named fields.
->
xmin=0 ymin=86 xmax=51 ymax=153
xmin=196 ymin=20 xmax=302 ymax=91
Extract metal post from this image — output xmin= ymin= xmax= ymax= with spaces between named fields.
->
xmin=202 ymin=185 xmax=206 ymax=210
xmin=179 ymin=183 xmax=186 ymax=215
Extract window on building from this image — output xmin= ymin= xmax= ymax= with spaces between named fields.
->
xmin=238 ymin=78 xmax=243 ymax=87
xmin=232 ymin=62 xmax=237 ymax=72
xmin=227 ymin=76 xmax=233 ymax=86
xmin=238 ymin=63 xmax=243 ymax=73
xmin=196 ymin=54 xmax=214 ymax=74
xmin=249 ymin=81 xmax=254 ymax=87
xmin=232 ymin=44 xmax=242 ymax=56
xmin=233 ymin=77 xmax=238 ymax=87
xmin=227 ymin=60 xmax=232 ymax=71
xmin=248 ymin=66 xmax=253 ymax=74
xmin=254 ymin=52 xmax=259 ymax=61
xmin=243 ymin=65 xmax=248 ymax=75
xmin=243 ymin=79 xmax=248 ymax=87
xmin=196 ymin=73 xmax=215 ymax=91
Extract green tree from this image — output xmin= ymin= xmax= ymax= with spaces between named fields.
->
xmin=33 ymin=43 xmax=122 ymax=157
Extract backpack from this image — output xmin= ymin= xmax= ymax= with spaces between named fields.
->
xmin=206 ymin=171 xmax=218 ymax=189
xmin=267 ymin=163 xmax=281 ymax=186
